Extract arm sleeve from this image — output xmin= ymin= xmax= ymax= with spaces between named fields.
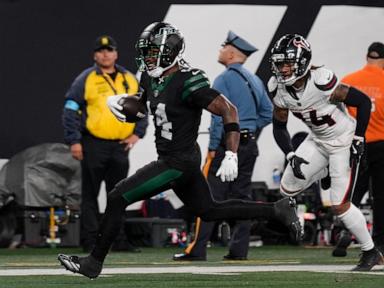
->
xmin=62 ymin=72 xmax=87 ymax=145
xmin=273 ymin=116 xmax=294 ymax=155
xmin=343 ymin=87 xmax=372 ymax=137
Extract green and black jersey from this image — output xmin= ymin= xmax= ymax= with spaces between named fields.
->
xmin=141 ymin=68 xmax=219 ymax=156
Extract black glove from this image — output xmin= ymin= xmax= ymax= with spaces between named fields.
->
xmin=287 ymin=152 xmax=309 ymax=180
xmin=350 ymin=136 xmax=365 ymax=168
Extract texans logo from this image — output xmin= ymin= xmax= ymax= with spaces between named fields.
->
xmin=293 ymin=38 xmax=310 ymax=51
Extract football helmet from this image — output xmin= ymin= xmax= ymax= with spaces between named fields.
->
xmin=270 ymin=34 xmax=312 ymax=86
xmin=136 ymin=22 xmax=185 ymax=78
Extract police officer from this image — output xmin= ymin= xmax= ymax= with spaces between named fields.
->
xmin=173 ymin=31 xmax=273 ymax=261
xmin=62 ymin=35 xmax=148 ymax=252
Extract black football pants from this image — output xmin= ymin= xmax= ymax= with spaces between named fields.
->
xmin=91 ymin=147 xmax=274 ymax=262
xmin=351 ymin=141 xmax=384 ymax=247
xmin=80 ymin=135 xmax=128 ymax=248
xmin=185 ymin=140 xmax=258 ymax=258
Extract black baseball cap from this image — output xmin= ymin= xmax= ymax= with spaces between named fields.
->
xmin=94 ymin=35 xmax=117 ymax=51
xmin=367 ymin=42 xmax=384 ymax=59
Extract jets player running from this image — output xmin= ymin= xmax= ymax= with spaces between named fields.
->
xmin=269 ymin=34 xmax=383 ymax=271
xmin=57 ymin=22 xmax=301 ymax=279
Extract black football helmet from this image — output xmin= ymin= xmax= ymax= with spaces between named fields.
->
xmin=270 ymin=34 xmax=312 ymax=85
xmin=136 ymin=22 xmax=185 ymax=78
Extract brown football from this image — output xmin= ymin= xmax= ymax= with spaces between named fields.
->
xmin=118 ymin=96 xmax=146 ymax=123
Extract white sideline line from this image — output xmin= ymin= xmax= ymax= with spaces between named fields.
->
xmin=0 ymin=265 xmax=384 ymax=276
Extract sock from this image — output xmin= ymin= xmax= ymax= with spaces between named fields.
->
xmin=338 ymin=203 xmax=374 ymax=251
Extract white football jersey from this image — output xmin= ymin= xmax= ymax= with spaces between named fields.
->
xmin=268 ymin=67 xmax=356 ymax=148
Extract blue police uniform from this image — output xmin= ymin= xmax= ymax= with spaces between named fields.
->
xmin=177 ymin=31 xmax=272 ymax=261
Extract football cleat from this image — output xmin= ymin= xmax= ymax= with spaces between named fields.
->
xmin=351 ymin=247 xmax=384 ymax=271
xmin=58 ymin=254 xmax=102 ymax=279
xmin=173 ymin=253 xmax=206 ymax=261
xmin=332 ymin=230 xmax=352 ymax=257
xmin=274 ymin=197 xmax=303 ymax=243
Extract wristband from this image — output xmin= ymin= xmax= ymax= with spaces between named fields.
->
xmin=224 ymin=122 xmax=240 ymax=133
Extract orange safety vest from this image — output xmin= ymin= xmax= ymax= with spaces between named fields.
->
xmin=343 ymin=64 xmax=384 ymax=143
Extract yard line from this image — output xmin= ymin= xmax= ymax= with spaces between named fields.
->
xmin=0 ymin=265 xmax=383 ymax=276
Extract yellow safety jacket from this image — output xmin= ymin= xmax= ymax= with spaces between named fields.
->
xmin=63 ymin=64 xmax=146 ymax=144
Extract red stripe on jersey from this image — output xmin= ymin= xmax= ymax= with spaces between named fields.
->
xmin=281 ymin=184 xmax=302 ymax=196
xmin=315 ymin=75 xmax=338 ymax=91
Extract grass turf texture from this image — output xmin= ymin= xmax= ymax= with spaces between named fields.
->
xmin=0 ymin=246 xmax=383 ymax=288
xmin=0 ymin=272 xmax=383 ymax=288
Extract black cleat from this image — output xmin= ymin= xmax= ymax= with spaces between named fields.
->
xmin=172 ymin=253 xmax=206 ymax=261
xmin=332 ymin=230 xmax=352 ymax=257
xmin=274 ymin=197 xmax=303 ymax=243
xmin=58 ymin=254 xmax=103 ymax=279
xmin=351 ymin=247 xmax=384 ymax=271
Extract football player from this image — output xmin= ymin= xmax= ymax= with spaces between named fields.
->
xmin=57 ymin=22 xmax=301 ymax=279
xmin=269 ymin=34 xmax=383 ymax=271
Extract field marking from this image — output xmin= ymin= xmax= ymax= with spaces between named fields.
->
xmin=0 ymin=264 xmax=384 ymax=276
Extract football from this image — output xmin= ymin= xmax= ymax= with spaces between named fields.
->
xmin=118 ymin=95 xmax=146 ymax=123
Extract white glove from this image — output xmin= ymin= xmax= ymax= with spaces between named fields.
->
xmin=107 ymin=94 xmax=127 ymax=122
xmin=216 ymin=151 xmax=238 ymax=182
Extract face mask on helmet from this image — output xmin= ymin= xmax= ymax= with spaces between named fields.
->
xmin=136 ymin=22 xmax=185 ymax=78
xmin=270 ymin=34 xmax=312 ymax=86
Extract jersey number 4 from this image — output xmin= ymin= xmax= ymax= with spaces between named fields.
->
xmin=293 ymin=110 xmax=336 ymax=126
xmin=155 ymin=103 xmax=173 ymax=140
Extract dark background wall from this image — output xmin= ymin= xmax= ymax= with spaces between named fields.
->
xmin=0 ymin=0 xmax=383 ymax=158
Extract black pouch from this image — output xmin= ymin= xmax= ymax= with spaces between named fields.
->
xmin=240 ymin=129 xmax=250 ymax=145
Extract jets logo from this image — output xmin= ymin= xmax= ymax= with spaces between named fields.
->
xmin=293 ymin=38 xmax=310 ymax=51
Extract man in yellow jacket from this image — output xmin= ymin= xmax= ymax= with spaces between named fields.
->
xmin=62 ymin=35 xmax=148 ymax=252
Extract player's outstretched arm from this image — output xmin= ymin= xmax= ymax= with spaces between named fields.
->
xmin=331 ymin=83 xmax=372 ymax=166
xmin=331 ymin=84 xmax=371 ymax=138
xmin=273 ymin=105 xmax=308 ymax=180
xmin=272 ymin=105 xmax=293 ymax=155
xmin=206 ymin=94 xmax=240 ymax=182
xmin=206 ymin=94 xmax=239 ymax=153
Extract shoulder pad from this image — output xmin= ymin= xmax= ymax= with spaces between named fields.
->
xmin=180 ymin=66 xmax=192 ymax=73
xmin=185 ymin=69 xmax=209 ymax=82
xmin=181 ymin=69 xmax=210 ymax=100
xmin=313 ymin=67 xmax=338 ymax=91
xmin=267 ymin=76 xmax=278 ymax=94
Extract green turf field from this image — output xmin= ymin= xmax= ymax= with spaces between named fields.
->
xmin=0 ymin=246 xmax=383 ymax=288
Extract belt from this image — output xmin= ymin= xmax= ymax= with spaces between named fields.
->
xmin=240 ymin=129 xmax=256 ymax=140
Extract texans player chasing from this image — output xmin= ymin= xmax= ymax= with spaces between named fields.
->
xmin=57 ymin=22 xmax=301 ymax=279
xmin=269 ymin=34 xmax=383 ymax=271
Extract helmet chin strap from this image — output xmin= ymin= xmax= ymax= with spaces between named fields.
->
xmin=281 ymin=64 xmax=311 ymax=86
xmin=283 ymin=75 xmax=300 ymax=86
xmin=147 ymin=55 xmax=181 ymax=78
xmin=148 ymin=67 xmax=164 ymax=78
